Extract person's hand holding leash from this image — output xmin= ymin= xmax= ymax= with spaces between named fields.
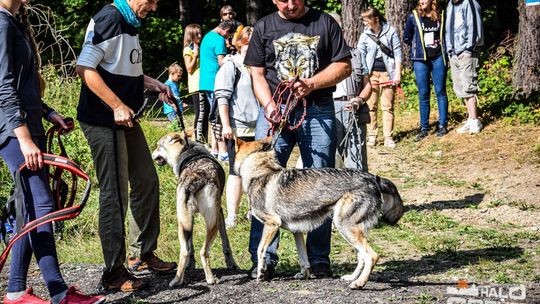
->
xmin=291 ymin=77 xmax=315 ymax=99
xmin=222 ymin=124 xmax=234 ymax=140
xmin=113 ymin=103 xmax=135 ymax=128
xmin=159 ymin=89 xmax=178 ymax=112
xmin=343 ymin=97 xmax=364 ymax=112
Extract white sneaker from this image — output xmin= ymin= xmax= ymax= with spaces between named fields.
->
xmin=468 ymin=119 xmax=482 ymax=134
xmin=456 ymin=119 xmax=472 ymax=134
xmin=367 ymin=136 xmax=376 ymax=146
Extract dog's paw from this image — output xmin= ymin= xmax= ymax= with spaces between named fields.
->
xmin=349 ymin=280 xmax=367 ymax=290
xmin=340 ymin=274 xmax=356 ymax=281
xmin=169 ymin=277 xmax=184 ymax=288
xmin=294 ymin=268 xmax=311 ymax=279
xmin=206 ymin=277 xmax=220 ymax=285
xmin=225 ymin=216 xmax=236 ymax=228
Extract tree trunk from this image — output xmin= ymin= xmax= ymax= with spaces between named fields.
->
xmin=385 ymin=0 xmax=416 ymax=67
xmin=246 ymin=0 xmax=264 ymax=25
xmin=178 ymin=0 xmax=188 ymax=27
xmin=340 ymin=0 xmax=368 ymax=46
xmin=512 ymin=1 xmax=540 ymax=97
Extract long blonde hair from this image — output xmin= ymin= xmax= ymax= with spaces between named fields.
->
xmin=416 ymin=0 xmax=441 ymax=22
xmin=183 ymin=24 xmax=201 ymax=48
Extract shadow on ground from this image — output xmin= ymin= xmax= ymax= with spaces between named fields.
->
xmin=407 ymin=193 xmax=485 ymax=212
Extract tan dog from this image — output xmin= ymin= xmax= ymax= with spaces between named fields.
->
xmin=152 ymin=132 xmax=237 ymax=287
xmin=234 ymin=138 xmax=404 ymax=289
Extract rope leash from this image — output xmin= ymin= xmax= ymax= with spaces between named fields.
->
xmin=264 ymin=77 xmax=307 ymax=147
xmin=0 ymin=153 xmax=91 ymax=272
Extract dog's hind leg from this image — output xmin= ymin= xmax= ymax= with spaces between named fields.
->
xmin=170 ymin=192 xmax=194 ymax=287
xmin=218 ymin=208 xmax=238 ymax=270
xmin=293 ymin=232 xmax=311 ymax=279
xmin=186 ymin=229 xmax=196 ymax=270
xmin=200 ymin=214 xmax=220 ymax=284
xmin=257 ymin=216 xmax=281 ymax=281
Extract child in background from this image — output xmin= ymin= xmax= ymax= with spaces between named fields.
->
xmin=164 ymin=63 xmax=184 ymax=121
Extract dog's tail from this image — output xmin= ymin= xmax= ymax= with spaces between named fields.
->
xmin=377 ymin=176 xmax=404 ymax=225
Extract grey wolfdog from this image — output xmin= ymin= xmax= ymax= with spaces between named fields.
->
xmin=152 ymin=132 xmax=238 ymax=287
xmin=234 ymin=139 xmax=404 ymax=289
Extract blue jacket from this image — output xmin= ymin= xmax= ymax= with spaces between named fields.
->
xmin=403 ymin=10 xmax=447 ymax=65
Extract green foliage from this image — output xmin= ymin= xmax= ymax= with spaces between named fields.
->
xmin=368 ymin=0 xmax=386 ymax=14
xmin=139 ymin=17 xmax=184 ymax=76
xmin=309 ymin=0 xmax=341 ymax=12
xmin=478 ymin=55 xmax=540 ymax=124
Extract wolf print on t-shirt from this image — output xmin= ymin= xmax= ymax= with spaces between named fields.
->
xmin=273 ymin=32 xmax=320 ymax=81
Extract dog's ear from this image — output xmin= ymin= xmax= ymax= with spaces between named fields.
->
xmin=167 ymin=133 xmax=182 ymax=143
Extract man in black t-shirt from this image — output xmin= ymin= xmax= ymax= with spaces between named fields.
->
xmin=244 ymin=0 xmax=351 ymax=280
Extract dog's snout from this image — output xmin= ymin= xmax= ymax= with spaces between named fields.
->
xmin=152 ymin=150 xmax=166 ymax=166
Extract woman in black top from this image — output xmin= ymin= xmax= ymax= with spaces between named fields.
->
xmin=0 ymin=0 xmax=103 ymax=302
xmin=404 ymin=0 xmax=449 ymax=140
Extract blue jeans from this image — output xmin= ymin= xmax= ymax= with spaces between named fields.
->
xmin=250 ymin=98 xmax=336 ymax=267
xmin=413 ymin=55 xmax=448 ymax=131
xmin=0 ymin=137 xmax=67 ymax=297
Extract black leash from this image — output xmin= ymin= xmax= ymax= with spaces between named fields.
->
xmin=45 ymin=118 xmax=75 ymax=238
xmin=0 ymin=153 xmax=92 ymax=272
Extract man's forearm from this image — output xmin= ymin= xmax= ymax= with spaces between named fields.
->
xmin=310 ymin=59 xmax=351 ymax=90
xmin=251 ymin=70 xmax=274 ymax=111
xmin=75 ymin=65 xmax=123 ymax=111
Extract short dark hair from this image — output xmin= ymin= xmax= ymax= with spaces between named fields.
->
xmin=218 ymin=20 xmax=236 ymax=34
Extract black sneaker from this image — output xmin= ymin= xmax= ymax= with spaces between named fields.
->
xmin=249 ymin=263 xmax=275 ymax=280
xmin=436 ymin=125 xmax=448 ymax=137
xmin=310 ymin=263 xmax=333 ymax=278
xmin=415 ymin=129 xmax=429 ymax=141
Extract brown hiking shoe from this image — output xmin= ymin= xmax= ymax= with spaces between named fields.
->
xmin=99 ymin=266 xmax=147 ymax=292
xmin=128 ymin=252 xmax=177 ymax=273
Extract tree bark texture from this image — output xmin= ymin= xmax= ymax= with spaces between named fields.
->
xmin=385 ymin=0 xmax=416 ymax=67
xmin=340 ymin=0 xmax=368 ymax=47
xmin=178 ymin=0 xmax=203 ymax=26
xmin=246 ymin=0 xmax=264 ymax=26
xmin=512 ymin=0 xmax=540 ymax=97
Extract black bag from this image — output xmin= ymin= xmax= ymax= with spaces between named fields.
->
xmin=366 ymin=34 xmax=394 ymax=58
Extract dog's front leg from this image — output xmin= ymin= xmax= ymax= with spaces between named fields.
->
xmin=256 ymin=222 xmax=280 ymax=281
xmin=293 ymin=232 xmax=311 ymax=279
xmin=169 ymin=197 xmax=193 ymax=287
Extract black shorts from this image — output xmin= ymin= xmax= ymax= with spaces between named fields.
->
xmin=226 ymin=136 xmax=255 ymax=176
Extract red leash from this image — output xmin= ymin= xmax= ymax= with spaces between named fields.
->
xmin=371 ymin=80 xmax=406 ymax=106
xmin=0 ymin=153 xmax=91 ymax=272
xmin=264 ymin=77 xmax=307 ymax=146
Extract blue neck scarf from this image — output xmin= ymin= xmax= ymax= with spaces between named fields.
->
xmin=114 ymin=0 xmax=141 ymax=28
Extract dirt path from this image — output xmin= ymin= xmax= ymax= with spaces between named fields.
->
xmin=1 ymin=119 xmax=539 ymax=303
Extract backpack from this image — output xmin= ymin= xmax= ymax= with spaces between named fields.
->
xmin=209 ymin=59 xmax=242 ymax=124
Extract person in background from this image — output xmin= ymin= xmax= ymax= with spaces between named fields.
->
xmin=75 ymin=0 xmax=177 ymax=293
xmin=404 ymin=0 xmax=449 ymax=140
xmin=183 ymin=24 xmax=205 ymax=141
xmin=245 ymin=0 xmax=351 ymax=280
xmin=220 ymin=5 xmax=242 ymax=54
xmin=446 ymin=0 xmax=483 ymax=134
xmin=0 ymin=0 xmax=104 ymax=303
xmin=328 ymin=12 xmax=372 ymax=171
xmin=163 ymin=63 xmax=183 ymax=122
xmin=199 ymin=20 xmax=236 ymax=160
xmin=358 ymin=6 xmax=402 ymax=148
xmin=215 ymin=27 xmax=258 ymax=228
